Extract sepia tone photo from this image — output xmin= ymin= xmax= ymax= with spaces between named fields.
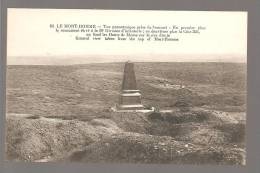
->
xmin=5 ymin=9 xmax=247 ymax=165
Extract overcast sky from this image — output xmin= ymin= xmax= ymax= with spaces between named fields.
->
xmin=7 ymin=9 xmax=247 ymax=65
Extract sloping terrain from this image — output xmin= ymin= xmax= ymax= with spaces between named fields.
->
xmin=67 ymin=132 xmax=244 ymax=165
xmin=5 ymin=62 xmax=246 ymax=164
xmin=6 ymin=109 xmax=245 ymax=164
xmin=6 ymin=115 xmax=121 ymax=161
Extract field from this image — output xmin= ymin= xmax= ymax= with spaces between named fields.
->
xmin=5 ymin=62 xmax=246 ymax=164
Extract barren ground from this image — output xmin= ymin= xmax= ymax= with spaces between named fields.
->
xmin=5 ymin=62 xmax=246 ymax=165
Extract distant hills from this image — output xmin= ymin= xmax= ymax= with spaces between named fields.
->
xmin=7 ymin=54 xmax=246 ymax=65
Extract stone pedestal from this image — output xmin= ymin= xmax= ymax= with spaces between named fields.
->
xmin=118 ymin=89 xmax=144 ymax=110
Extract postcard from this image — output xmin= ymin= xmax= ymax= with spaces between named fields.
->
xmin=6 ymin=9 xmax=247 ymax=165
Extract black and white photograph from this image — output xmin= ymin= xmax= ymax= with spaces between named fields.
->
xmin=5 ymin=9 xmax=247 ymax=165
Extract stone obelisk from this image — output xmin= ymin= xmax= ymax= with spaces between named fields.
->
xmin=118 ymin=61 xmax=144 ymax=110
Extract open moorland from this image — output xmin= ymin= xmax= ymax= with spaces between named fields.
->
xmin=6 ymin=62 xmax=246 ymax=165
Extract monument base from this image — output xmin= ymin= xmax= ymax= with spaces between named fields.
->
xmin=111 ymin=105 xmax=155 ymax=113
xmin=118 ymin=104 xmax=145 ymax=110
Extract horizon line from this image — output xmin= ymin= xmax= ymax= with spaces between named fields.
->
xmin=7 ymin=61 xmax=247 ymax=66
